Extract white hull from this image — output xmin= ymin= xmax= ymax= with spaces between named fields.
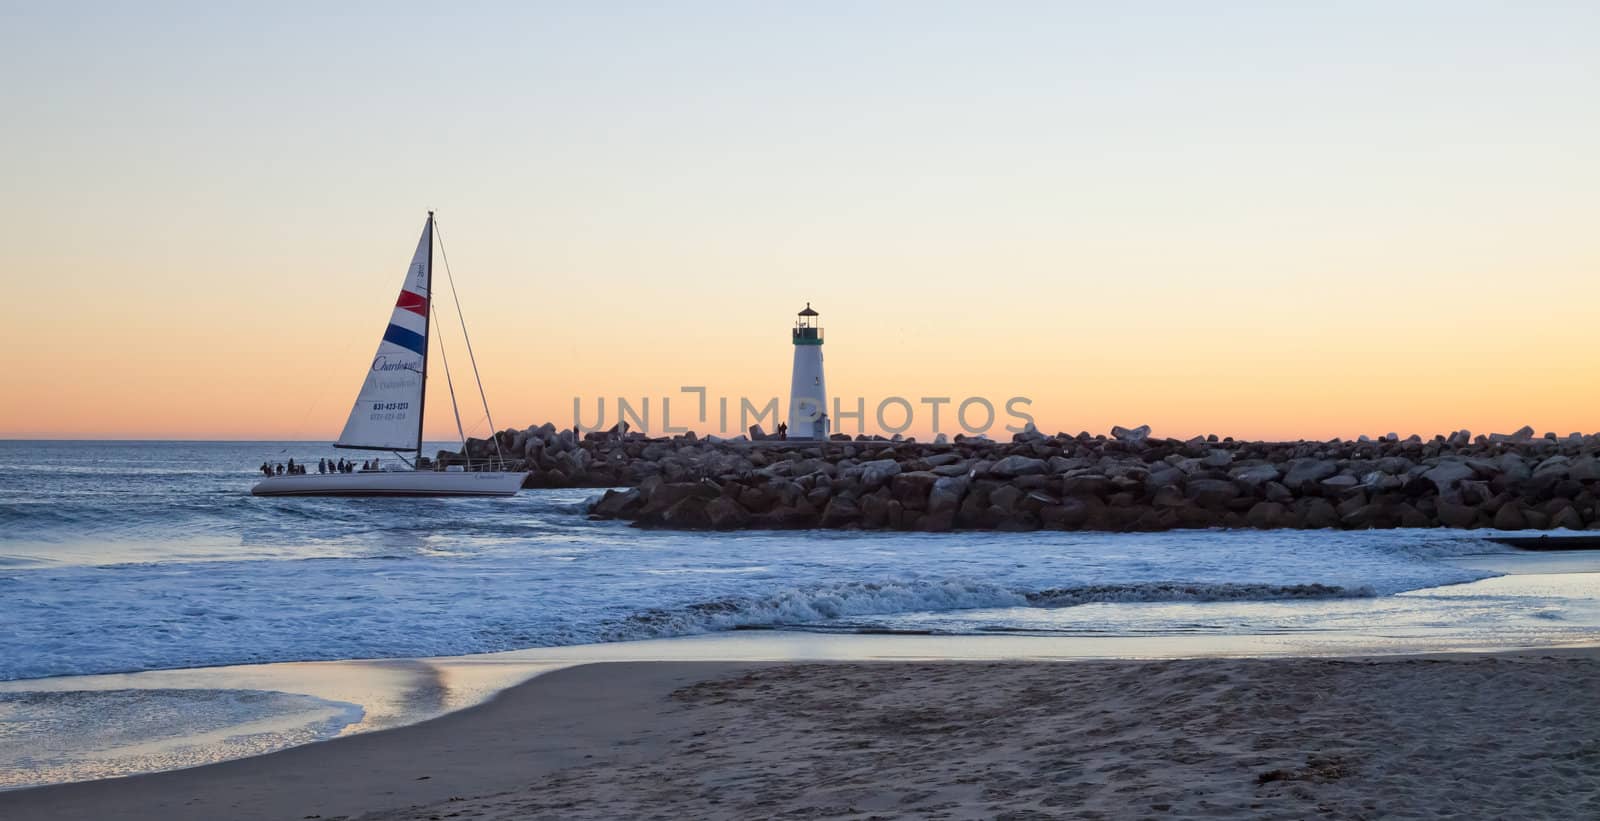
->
xmin=251 ymin=470 xmax=529 ymax=497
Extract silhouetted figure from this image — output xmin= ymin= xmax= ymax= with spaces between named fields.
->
xmin=275 ymin=463 xmax=284 ymax=476
xmin=777 ymin=422 xmax=788 ymax=440
xmin=260 ymin=462 xmax=272 ymax=477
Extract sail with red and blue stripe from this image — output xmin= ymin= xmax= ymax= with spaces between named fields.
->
xmin=335 ymin=217 xmax=431 ymax=451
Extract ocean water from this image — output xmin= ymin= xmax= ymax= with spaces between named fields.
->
xmin=0 ymin=441 xmax=1592 ymax=684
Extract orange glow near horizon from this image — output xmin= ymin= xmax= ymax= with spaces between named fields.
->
xmin=4 ymin=220 xmax=1597 ymax=443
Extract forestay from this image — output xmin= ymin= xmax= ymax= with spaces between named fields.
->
xmin=335 ymin=217 xmax=432 ymax=451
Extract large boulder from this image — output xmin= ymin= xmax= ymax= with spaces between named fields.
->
xmin=1423 ymin=460 xmax=1475 ymax=493
xmin=1060 ymin=474 xmax=1114 ymax=498
xmin=1436 ymin=501 xmax=1479 ymax=529
xmin=1319 ymin=475 xmax=1360 ymax=496
xmin=640 ymin=480 xmax=720 ymax=516
xmin=1110 ymin=424 xmax=1151 ymax=442
xmin=820 ymin=497 xmax=862 ymax=528
xmin=1246 ymin=501 xmax=1288 ymax=529
xmin=1533 ymin=455 xmax=1571 ymax=481
xmin=659 ymin=496 xmax=712 ymax=529
xmin=1048 ymin=456 xmax=1089 ymax=475
xmin=1283 ymin=459 xmax=1338 ymax=488
xmin=590 ymin=488 xmax=642 ymax=518
xmin=1186 ymin=478 xmax=1240 ymax=507
xmin=1150 ymin=484 xmax=1186 ymax=508
xmin=1492 ymin=504 xmax=1527 ymax=530
xmin=914 ymin=509 xmax=956 ymax=532
xmin=1041 ymin=498 xmax=1095 ymax=529
xmin=859 ymin=459 xmax=902 ymax=487
xmin=1301 ymin=498 xmax=1339 ymax=529
xmin=891 ymin=471 xmax=940 ymax=510
xmin=927 ymin=476 xmax=970 ymax=515
xmin=990 ymin=455 xmax=1048 ymax=478
xmin=1230 ymin=463 xmax=1280 ymax=489
xmin=738 ymin=484 xmax=777 ymax=513
xmin=1551 ymin=506 xmax=1585 ymax=530
xmin=1569 ymin=457 xmax=1600 ymax=482
xmin=989 ymin=484 xmax=1025 ymax=513
xmin=1013 ymin=422 xmax=1047 ymax=443
xmin=705 ymin=496 xmax=751 ymax=530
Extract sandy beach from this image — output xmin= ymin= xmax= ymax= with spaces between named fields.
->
xmin=3 ymin=651 xmax=1597 ymax=820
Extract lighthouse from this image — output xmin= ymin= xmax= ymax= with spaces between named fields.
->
xmin=788 ymin=303 xmax=829 ymax=439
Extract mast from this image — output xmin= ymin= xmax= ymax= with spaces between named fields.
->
xmin=416 ymin=211 xmax=433 ymax=468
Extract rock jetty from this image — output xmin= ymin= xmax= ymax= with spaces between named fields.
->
xmin=441 ymin=423 xmax=1600 ymax=532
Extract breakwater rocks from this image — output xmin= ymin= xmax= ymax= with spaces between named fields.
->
xmin=448 ymin=423 xmax=1600 ymax=532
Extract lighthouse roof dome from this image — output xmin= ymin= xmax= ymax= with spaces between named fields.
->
xmin=798 ymin=302 xmax=819 ymax=317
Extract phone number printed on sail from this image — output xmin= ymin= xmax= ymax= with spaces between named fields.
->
xmin=368 ymin=401 xmax=410 ymax=422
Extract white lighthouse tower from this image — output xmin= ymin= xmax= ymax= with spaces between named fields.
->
xmin=788 ymin=303 xmax=829 ymax=439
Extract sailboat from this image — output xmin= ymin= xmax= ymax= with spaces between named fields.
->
xmin=252 ymin=213 xmax=530 ymax=497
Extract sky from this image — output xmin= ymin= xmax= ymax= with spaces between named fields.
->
xmin=1 ymin=1 xmax=1596 ymax=441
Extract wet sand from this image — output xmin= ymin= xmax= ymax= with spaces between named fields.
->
xmin=5 ymin=652 xmax=1600 ymax=820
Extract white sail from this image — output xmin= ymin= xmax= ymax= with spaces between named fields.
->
xmin=335 ymin=217 xmax=432 ymax=451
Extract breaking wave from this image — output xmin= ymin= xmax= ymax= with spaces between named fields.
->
xmin=603 ymin=579 xmax=1373 ymax=641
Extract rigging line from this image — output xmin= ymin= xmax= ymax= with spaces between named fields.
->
xmin=433 ymin=219 xmax=505 ymax=464
xmin=430 ymin=276 xmax=470 ymax=465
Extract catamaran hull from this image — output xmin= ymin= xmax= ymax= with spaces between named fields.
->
xmin=251 ymin=471 xmax=530 ymax=497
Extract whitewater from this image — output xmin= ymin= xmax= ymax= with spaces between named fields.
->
xmin=0 ymin=441 xmax=1589 ymax=683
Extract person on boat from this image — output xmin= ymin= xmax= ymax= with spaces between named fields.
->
xmin=317 ymin=458 xmax=326 ymax=474
xmin=275 ymin=463 xmax=284 ymax=476
xmin=372 ymin=457 xmax=380 ymax=471
xmin=260 ymin=462 xmax=272 ymax=477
